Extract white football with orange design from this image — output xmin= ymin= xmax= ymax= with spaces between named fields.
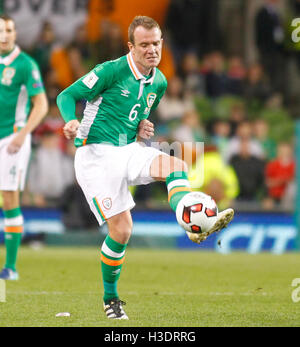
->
xmin=176 ymin=192 xmax=218 ymax=234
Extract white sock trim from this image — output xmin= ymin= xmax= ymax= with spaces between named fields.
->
xmin=4 ymin=216 xmax=24 ymax=226
xmin=167 ymin=179 xmax=190 ymax=193
xmin=101 ymin=242 xmax=125 ymax=259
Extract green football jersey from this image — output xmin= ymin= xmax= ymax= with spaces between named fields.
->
xmin=0 ymin=45 xmax=45 ymax=139
xmin=57 ymin=53 xmax=167 ymax=147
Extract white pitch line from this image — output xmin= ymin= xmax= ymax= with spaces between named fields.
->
xmin=127 ymin=291 xmax=268 ymax=296
xmin=7 ymin=291 xmax=99 ymax=296
xmin=7 ymin=291 xmax=268 ymax=296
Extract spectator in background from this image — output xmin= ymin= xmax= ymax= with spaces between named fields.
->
xmin=59 ymin=140 xmax=98 ymax=230
xmin=166 ymin=0 xmax=221 ymax=63
xmin=228 ymin=102 xmax=247 ymax=136
xmin=205 ymin=51 xmax=229 ymax=98
xmin=211 ymin=119 xmax=231 ymax=161
xmin=63 ymin=139 xmax=77 ymax=183
xmin=225 ymin=120 xmax=264 ymax=163
xmin=31 ymin=21 xmax=56 ymax=78
xmin=60 ymin=181 xmax=99 ymax=230
xmin=41 ymin=101 xmax=65 ymax=134
xmin=179 ymin=52 xmax=205 ymax=98
xmin=253 ymin=118 xmax=277 ymax=160
xmin=67 ymin=24 xmax=93 ymax=76
xmin=42 ymin=61 xmax=61 ymax=101
xmin=264 ymin=91 xmax=284 ymax=109
xmin=230 ymin=138 xmax=266 ymax=202
xmin=50 ymin=43 xmax=75 ymax=90
xmin=265 ymin=142 xmax=295 ymax=207
xmin=91 ymin=20 xmax=127 ymax=64
xmin=199 ymin=53 xmax=214 ymax=75
xmin=156 ymin=75 xmax=194 ymax=137
xmin=243 ymin=62 xmax=271 ymax=105
xmin=26 ymin=128 xmax=74 ymax=207
xmin=172 ymin=109 xmax=205 ymax=144
xmin=172 ymin=109 xmax=206 ymax=167
xmin=189 ymin=144 xmax=239 ymax=210
xmin=254 ymin=0 xmax=285 ymax=94
xmin=227 ymin=56 xmax=247 ymax=96
xmin=49 ymin=24 xmax=91 ymax=90
xmin=31 ymin=102 xmax=65 ymax=154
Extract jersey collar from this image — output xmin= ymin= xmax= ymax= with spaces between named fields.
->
xmin=127 ymin=52 xmax=156 ymax=85
xmin=0 ymin=45 xmax=21 ymax=66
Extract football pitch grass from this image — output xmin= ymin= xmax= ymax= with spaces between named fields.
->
xmin=0 ymin=246 xmax=299 ymax=327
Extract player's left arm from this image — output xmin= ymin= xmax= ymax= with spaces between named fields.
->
xmin=7 ymin=92 xmax=48 ymax=154
xmin=138 ymin=119 xmax=154 ymax=140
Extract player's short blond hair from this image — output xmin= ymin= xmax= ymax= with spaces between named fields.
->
xmin=0 ymin=14 xmax=14 ymax=23
xmin=128 ymin=16 xmax=161 ymax=44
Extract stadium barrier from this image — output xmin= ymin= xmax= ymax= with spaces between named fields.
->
xmin=0 ymin=208 xmax=298 ymax=254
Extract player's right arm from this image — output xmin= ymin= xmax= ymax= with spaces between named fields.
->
xmin=56 ymin=63 xmax=115 ymax=139
xmin=63 ymin=119 xmax=80 ymax=140
xmin=8 ymin=58 xmax=48 ymax=154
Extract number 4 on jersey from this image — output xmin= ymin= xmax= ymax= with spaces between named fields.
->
xmin=9 ymin=165 xmax=17 ymax=180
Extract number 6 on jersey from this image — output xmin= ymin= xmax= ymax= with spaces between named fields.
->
xmin=129 ymin=104 xmax=141 ymax=121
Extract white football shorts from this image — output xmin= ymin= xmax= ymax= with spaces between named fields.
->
xmin=75 ymin=142 xmax=167 ymax=225
xmin=0 ymin=133 xmax=31 ymax=191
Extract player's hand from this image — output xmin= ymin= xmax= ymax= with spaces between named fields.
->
xmin=138 ymin=119 xmax=154 ymax=140
xmin=63 ymin=120 xmax=80 ymax=140
xmin=7 ymin=130 xmax=27 ymax=154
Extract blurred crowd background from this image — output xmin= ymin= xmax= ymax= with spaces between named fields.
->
xmin=1 ymin=0 xmax=300 ymax=229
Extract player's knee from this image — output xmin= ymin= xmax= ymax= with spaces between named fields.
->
xmin=116 ymin=221 xmax=132 ymax=237
xmin=107 ymin=214 xmax=133 ymax=244
xmin=1 ymin=191 xmax=19 ymax=210
xmin=110 ymin=225 xmax=132 ymax=244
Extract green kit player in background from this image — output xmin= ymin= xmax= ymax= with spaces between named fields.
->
xmin=57 ymin=16 xmax=234 ymax=320
xmin=0 ymin=15 xmax=48 ymax=280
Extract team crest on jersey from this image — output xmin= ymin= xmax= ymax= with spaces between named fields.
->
xmin=1 ymin=67 xmax=15 ymax=85
xmin=147 ymin=93 xmax=157 ymax=108
xmin=102 ymin=198 xmax=112 ymax=210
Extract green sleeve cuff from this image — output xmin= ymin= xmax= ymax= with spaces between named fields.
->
xmin=56 ymin=90 xmax=78 ymax=123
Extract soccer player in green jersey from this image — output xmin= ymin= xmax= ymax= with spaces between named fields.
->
xmin=0 ymin=15 xmax=48 ymax=280
xmin=57 ymin=16 xmax=234 ymax=319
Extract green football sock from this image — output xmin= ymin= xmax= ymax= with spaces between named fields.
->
xmin=100 ymin=235 xmax=127 ymax=304
xmin=3 ymin=207 xmax=24 ymax=272
xmin=166 ymin=171 xmax=192 ymax=211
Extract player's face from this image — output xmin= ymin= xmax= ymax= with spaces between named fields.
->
xmin=0 ymin=19 xmax=17 ymax=54
xmin=129 ymin=26 xmax=162 ymax=75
